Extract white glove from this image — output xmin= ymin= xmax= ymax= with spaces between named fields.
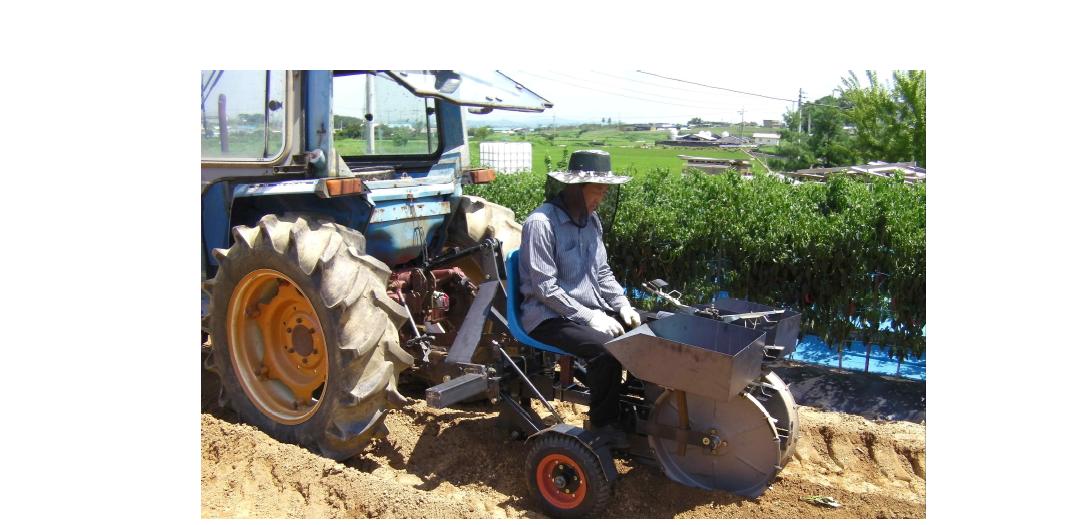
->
xmin=589 ymin=310 xmax=625 ymax=337
xmin=619 ymin=305 xmax=642 ymax=329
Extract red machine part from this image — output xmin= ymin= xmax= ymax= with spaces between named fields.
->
xmin=387 ymin=267 xmax=475 ymax=326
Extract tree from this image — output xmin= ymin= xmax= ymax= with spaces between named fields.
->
xmin=335 ymin=115 xmax=365 ymax=139
xmin=770 ymin=95 xmax=857 ymax=171
xmin=769 ymin=70 xmax=926 ymax=171
xmin=471 ymin=126 xmax=493 ymax=141
xmin=840 ymin=70 xmax=926 ymax=167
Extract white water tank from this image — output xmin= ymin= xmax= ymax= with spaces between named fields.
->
xmin=478 ymin=142 xmax=533 ymax=174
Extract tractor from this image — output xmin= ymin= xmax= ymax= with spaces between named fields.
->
xmin=201 ymin=70 xmax=801 ymax=518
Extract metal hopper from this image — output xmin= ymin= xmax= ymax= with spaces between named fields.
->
xmin=605 ymin=313 xmax=766 ymax=401
xmin=700 ymin=298 xmax=802 ymax=359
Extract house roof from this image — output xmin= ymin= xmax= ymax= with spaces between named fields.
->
xmin=752 ymin=133 xmax=780 ymax=139
xmin=790 ymin=161 xmax=925 ymax=183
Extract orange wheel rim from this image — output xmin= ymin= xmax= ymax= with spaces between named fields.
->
xmin=227 ymin=269 xmax=328 ymax=424
xmin=536 ymin=453 xmax=587 ymax=510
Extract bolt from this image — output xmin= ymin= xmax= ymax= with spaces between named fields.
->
xmin=287 ymin=328 xmax=292 ymax=333
xmin=288 ymin=347 xmax=295 ymax=353
xmin=297 ymin=318 xmax=302 ymax=324
xmin=309 ymin=328 xmax=315 ymax=334
xmin=702 ymin=437 xmax=711 ymax=446
xmin=302 ymin=358 xmax=308 ymax=364
xmin=312 ymin=348 xmax=318 ymax=355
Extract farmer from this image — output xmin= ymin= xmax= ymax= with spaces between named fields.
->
xmin=518 ymin=150 xmax=641 ymax=449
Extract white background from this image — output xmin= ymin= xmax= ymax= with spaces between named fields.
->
xmin=1 ymin=0 xmax=1063 ymax=523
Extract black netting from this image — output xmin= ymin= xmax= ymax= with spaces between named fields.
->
xmin=543 ymin=179 xmax=622 ymax=236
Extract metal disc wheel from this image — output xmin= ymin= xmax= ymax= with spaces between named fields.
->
xmin=204 ymin=215 xmax=414 ymax=460
xmin=751 ymin=371 xmax=800 ymax=463
xmin=648 ymin=390 xmax=782 ymax=498
xmin=526 ymin=434 xmax=611 ymax=518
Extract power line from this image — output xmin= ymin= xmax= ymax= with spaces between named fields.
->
xmin=637 ymin=70 xmax=797 ymax=102
xmin=637 ymin=70 xmax=847 ymax=110
xmin=546 ymin=70 xmax=781 ymax=110
xmin=515 ymin=70 xmax=757 ymax=112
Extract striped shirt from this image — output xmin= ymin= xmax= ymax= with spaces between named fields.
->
xmin=518 ymin=198 xmax=630 ymax=333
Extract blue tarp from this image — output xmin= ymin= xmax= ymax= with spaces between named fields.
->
xmin=790 ymin=335 xmax=926 ymax=381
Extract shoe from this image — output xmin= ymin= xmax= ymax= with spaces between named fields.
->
xmin=590 ymin=423 xmax=630 ymax=449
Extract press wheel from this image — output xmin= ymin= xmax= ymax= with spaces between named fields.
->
xmin=648 ymin=390 xmax=782 ymax=498
xmin=752 ymin=371 xmax=800 ymax=462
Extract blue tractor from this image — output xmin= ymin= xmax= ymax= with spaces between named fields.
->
xmin=201 ymin=70 xmax=800 ymax=518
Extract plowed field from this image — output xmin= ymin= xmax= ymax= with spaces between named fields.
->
xmin=201 ymin=378 xmax=925 ymax=519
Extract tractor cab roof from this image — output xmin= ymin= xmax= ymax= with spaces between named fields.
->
xmin=334 ymin=70 xmax=553 ymax=113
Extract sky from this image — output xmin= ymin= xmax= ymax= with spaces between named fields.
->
xmin=203 ymin=68 xmax=898 ymax=128
xmin=466 ymin=69 xmax=896 ymax=127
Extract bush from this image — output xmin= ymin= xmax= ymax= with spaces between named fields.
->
xmin=466 ymin=169 xmax=926 ymax=359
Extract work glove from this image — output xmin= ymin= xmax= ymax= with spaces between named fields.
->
xmin=589 ymin=310 xmax=625 ymax=337
xmin=619 ymin=305 xmax=642 ymax=329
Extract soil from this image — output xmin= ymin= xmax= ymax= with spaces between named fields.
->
xmin=201 ymin=363 xmax=926 ymax=518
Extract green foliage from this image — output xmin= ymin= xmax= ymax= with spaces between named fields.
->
xmin=770 ymin=70 xmax=926 ymax=171
xmin=771 ymin=96 xmax=858 ymax=171
xmin=391 ymin=128 xmax=411 ymax=147
xmin=467 ymin=169 xmax=926 ymax=360
xmin=471 ymin=126 xmax=493 ymax=141
xmin=841 ymin=70 xmax=926 ymax=167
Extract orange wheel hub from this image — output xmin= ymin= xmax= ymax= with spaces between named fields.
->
xmin=227 ymin=269 xmax=328 ymax=424
xmin=536 ymin=453 xmax=587 ymax=510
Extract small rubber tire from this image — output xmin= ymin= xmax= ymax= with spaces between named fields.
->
xmin=526 ymin=434 xmax=611 ymax=518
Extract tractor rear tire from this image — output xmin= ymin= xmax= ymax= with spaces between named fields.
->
xmin=204 ymin=214 xmax=413 ymax=460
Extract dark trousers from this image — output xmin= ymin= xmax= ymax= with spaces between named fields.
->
xmin=529 ymin=316 xmax=623 ymax=427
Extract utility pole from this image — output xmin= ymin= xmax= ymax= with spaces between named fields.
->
xmin=797 ymin=88 xmax=804 ymax=133
xmin=366 ymin=75 xmax=376 ymax=155
xmin=738 ymin=108 xmax=745 ymax=140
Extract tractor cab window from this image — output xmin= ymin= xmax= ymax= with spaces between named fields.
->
xmin=333 ymin=72 xmax=440 ymax=157
xmin=201 ymin=70 xmax=286 ymax=160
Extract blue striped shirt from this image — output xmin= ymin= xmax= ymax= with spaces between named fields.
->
xmin=518 ymin=200 xmax=630 ymax=333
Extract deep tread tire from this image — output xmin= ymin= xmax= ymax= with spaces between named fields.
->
xmin=205 ymin=214 xmax=413 ymax=460
xmin=526 ymin=434 xmax=611 ymax=518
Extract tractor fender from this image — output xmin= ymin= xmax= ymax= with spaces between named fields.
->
xmin=525 ymin=424 xmax=618 ymax=483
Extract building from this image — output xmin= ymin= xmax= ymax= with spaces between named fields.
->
xmin=715 ymin=135 xmax=752 ymax=148
xmin=679 ymin=155 xmax=752 ymax=175
xmin=787 ymin=161 xmax=926 ymax=184
xmin=763 ymin=119 xmax=783 ymax=128
xmin=752 ymin=133 xmax=781 ymax=146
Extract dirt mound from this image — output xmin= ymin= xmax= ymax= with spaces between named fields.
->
xmin=202 ymin=395 xmax=925 ymax=518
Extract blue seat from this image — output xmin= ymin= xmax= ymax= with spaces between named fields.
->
xmin=504 ymin=249 xmax=571 ymax=356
